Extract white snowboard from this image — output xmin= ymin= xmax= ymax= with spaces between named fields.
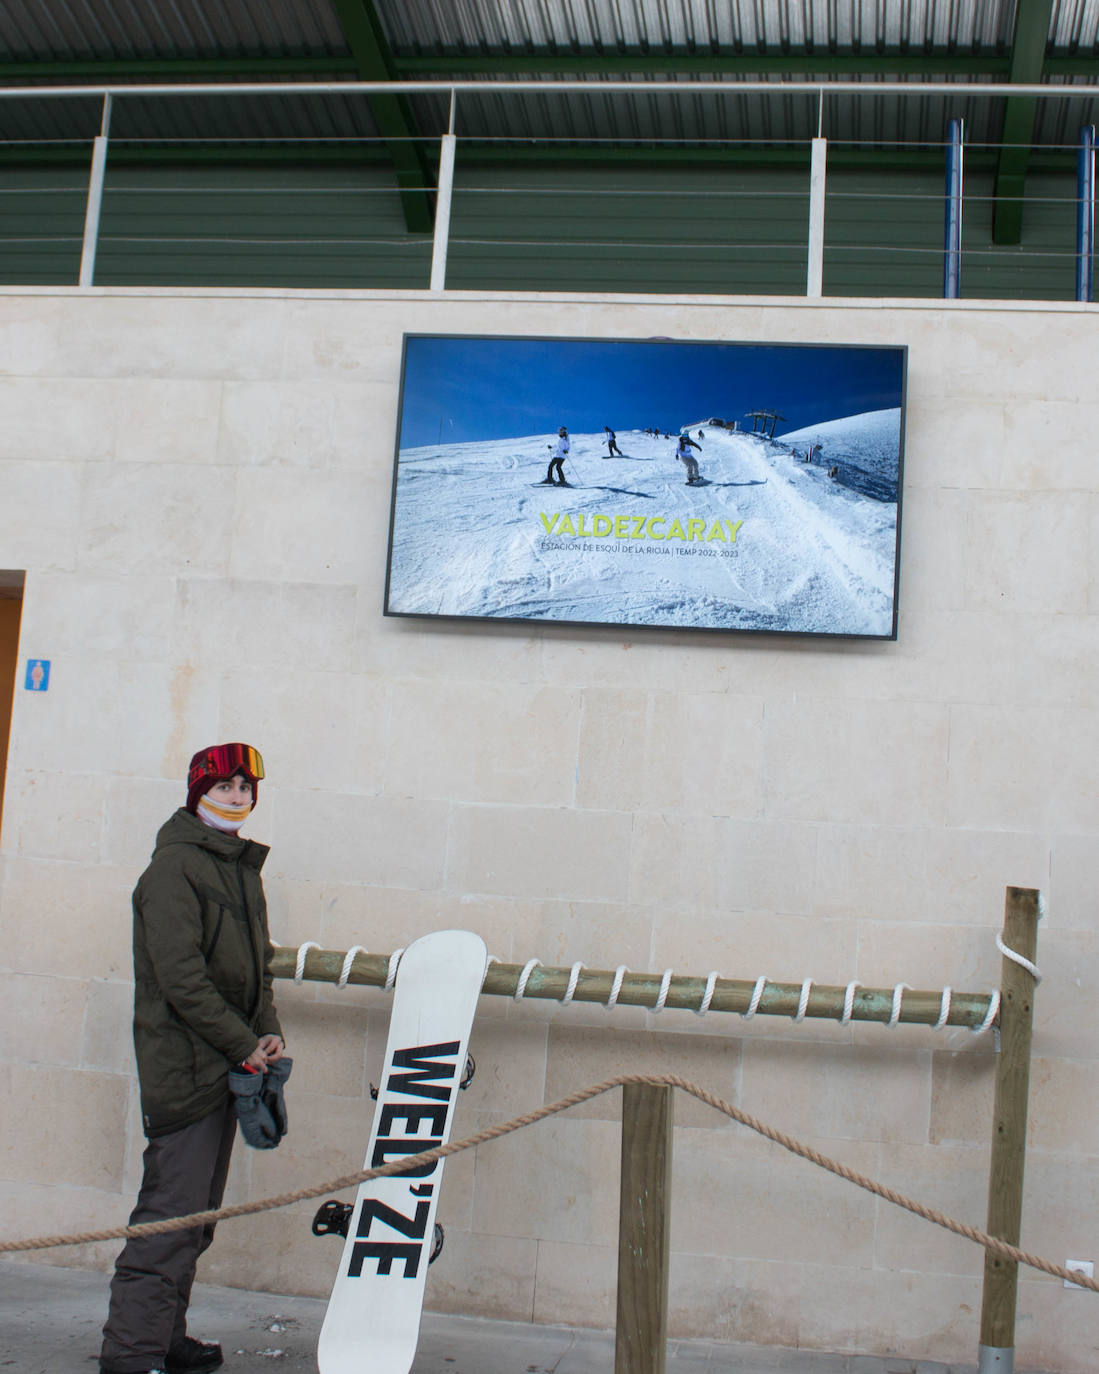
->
xmin=317 ymin=929 xmax=487 ymax=1374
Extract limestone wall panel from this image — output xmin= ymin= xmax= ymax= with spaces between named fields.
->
xmin=0 ymin=289 xmax=1093 ymax=1372
xmin=0 ymin=461 xmax=82 ymax=569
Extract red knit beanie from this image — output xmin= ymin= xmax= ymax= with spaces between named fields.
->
xmin=186 ymin=743 xmax=263 ymax=813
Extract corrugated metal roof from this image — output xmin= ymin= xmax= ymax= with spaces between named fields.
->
xmin=376 ymin=0 xmax=1022 ymax=54
xmin=2 ymin=1 xmax=1096 ymax=72
xmin=0 ymin=0 xmax=348 ymax=60
xmin=1 ymin=0 xmax=1098 ymax=153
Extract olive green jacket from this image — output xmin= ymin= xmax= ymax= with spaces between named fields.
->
xmin=132 ymin=807 xmax=283 ymax=1138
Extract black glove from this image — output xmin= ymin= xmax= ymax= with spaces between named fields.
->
xmin=228 ymin=1064 xmax=282 ymax=1150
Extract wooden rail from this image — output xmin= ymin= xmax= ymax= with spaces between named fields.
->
xmin=270 ymin=948 xmax=997 ymax=1029
xmin=270 ymin=889 xmax=1038 ymax=1372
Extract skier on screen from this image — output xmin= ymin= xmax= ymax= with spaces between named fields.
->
xmin=542 ymin=426 xmax=570 ymax=486
xmin=674 ymin=431 xmax=703 ymax=485
xmin=603 ymin=426 xmax=623 ymax=458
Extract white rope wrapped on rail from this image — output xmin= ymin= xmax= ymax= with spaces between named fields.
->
xmin=744 ymin=975 xmax=768 ymax=1019
xmin=651 ymin=967 xmax=674 ymax=1013
xmin=973 ymin=989 xmax=1000 ymax=1034
xmin=337 ymin=946 xmax=369 ymax=989
xmin=383 ymin=947 xmax=405 ymax=992
xmin=515 ymin=958 xmax=543 ymax=1001
xmin=273 ymin=940 xmax=1006 ymax=1032
xmin=294 ymin=941 xmax=322 ymax=983
xmin=695 ymin=971 xmax=718 ymax=1017
xmin=605 ymin=964 xmax=628 ymax=1009
xmin=561 ymin=961 xmax=585 ymax=1005
xmin=996 ymin=933 xmax=1042 ymax=984
xmin=889 ymin=983 xmax=911 ymax=1028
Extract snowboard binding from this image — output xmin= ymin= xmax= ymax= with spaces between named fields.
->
xmin=311 ymin=1201 xmax=445 ymax=1265
xmin=312 ymin=1199 xmax=353 ymax=1238
xmin=369 ymin=1052 xmax=475 ymax=1101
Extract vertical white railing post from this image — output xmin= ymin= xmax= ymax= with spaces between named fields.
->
xmin=79 ymin=93 xmax=112 ymax=288
xmin=430 ymin=91 xmax=457 ymax=292
xmin=806 ymin=136 xmax=827 ymax=297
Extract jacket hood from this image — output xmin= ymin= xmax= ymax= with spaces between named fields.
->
xmin=152 ymin=806 xmax=269 ymax=869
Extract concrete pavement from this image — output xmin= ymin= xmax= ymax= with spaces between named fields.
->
xmin=0 ymin=1258 xmax=998 ymax=1373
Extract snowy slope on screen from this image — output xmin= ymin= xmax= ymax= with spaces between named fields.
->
xmin=386 ymin=415 xmax=900 ymax=636
xmin=778 ymin=408 xmax=903 ymax=502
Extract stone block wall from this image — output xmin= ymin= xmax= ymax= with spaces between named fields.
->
xmin=0 ymin=288 xmax=1096 ymax=1371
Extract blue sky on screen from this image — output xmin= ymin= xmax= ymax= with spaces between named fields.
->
xmin=396 ymin=335 xmax=905 ymax=449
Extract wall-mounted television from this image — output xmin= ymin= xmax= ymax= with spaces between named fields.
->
xmin=384 ymin=335 xmax=907 ymax=640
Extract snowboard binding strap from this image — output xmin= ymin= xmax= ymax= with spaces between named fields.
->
xmin=311 ymin=1201 xmax=444 ymax=1265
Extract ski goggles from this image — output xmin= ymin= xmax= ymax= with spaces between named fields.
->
xmin=188 ymin=743 xmax=265 ymax=790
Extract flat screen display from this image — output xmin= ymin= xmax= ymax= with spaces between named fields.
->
xmin=384 ymin=335 xmax=906 ymax=639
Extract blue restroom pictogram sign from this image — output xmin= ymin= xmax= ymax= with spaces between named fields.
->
xmin=25 ymin=660 xmax=50 ymax=691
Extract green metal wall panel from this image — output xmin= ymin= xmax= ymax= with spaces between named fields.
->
xmin=823 ymin=164 xmax=1083 ymax=300
xmin=94 ymin=165 xmax=432 ymax=289
xmin=444 ymin=164 xmax=809 ymax=295
xmin=824 ymin=169 xmax=945 ymax=298
xmin=962 ymin=168 xmax=1080 ymax=301
xmin=0 ymin=167 xmax=86 ymax=285
xmin=0 ymin=157 xmax=1091 ymax=301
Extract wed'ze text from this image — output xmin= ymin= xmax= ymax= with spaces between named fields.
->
xmin=346 ymin=1041 xmax=460 ymax=1281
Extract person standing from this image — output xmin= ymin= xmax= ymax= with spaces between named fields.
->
xmin=100 ymin=743 xmax=284 ymax=1374
xmin=674 ymin=432 xmax=703 ymax=484
xmin=543 ymin=426 xmax=570 ymax=485
xmin=603 ymin=426 xmax=622 ymax=458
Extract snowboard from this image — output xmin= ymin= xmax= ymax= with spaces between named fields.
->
xmin=317 ymin=930 xmax=487 ymax=1374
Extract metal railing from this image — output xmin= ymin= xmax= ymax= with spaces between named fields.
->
xmin=1 ymin=79 xmax=1096 ymax=300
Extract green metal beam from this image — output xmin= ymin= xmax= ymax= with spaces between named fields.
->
xmin=994 ymin=0 xmax=1056 ymax=244
xmin=1044 ymin=55 xmax=1099 ymax=76
xmin=10 ymin=43 xmax=1099 ymax=89
xmin=0 ymin=57 xmax=358 ymax=81
xmin=328 ymin=0 xmax=434 ymax=232
xmin=10 ymin=45 xmax=1099 ymax=90
xmin=392 ymin=48 xmax=1012 ymax=78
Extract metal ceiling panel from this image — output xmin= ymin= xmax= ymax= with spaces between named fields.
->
xmin=2 ymin=1 xmax=1099 ymax=68
xmin=1 ymin=1 xmax=1099 ymax=157
xmin=0 ymin=0 xmax=349 ymax=61
xmin=433 ymin=69 xmax=1016 ymax=151
xmin=1033 ymin=71 xmax=1099 ymax=143
xmin=1049 ymin=0 xmax=1099 ymax=48
xmin=372 ymin=0 xmax=1024 ymax=56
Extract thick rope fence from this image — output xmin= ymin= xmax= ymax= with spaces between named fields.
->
xmin=2 ymin=1072 xmax=1096 ymax=1295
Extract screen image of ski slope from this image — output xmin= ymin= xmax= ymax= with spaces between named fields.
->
xmin=385 ymin=336 xmax=906 ymax=638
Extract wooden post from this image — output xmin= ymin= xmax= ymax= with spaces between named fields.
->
xmin=978 ymin=886 xmax=1041 ymax=1374
xmin=615 ymin=1083 xmax=673 ymax=1374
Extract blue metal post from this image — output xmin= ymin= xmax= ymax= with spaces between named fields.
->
xmin=944 ymin=118 xmax=964 ymax=298
xmin=1076 ymin=125 xmax=1095 ymax=304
